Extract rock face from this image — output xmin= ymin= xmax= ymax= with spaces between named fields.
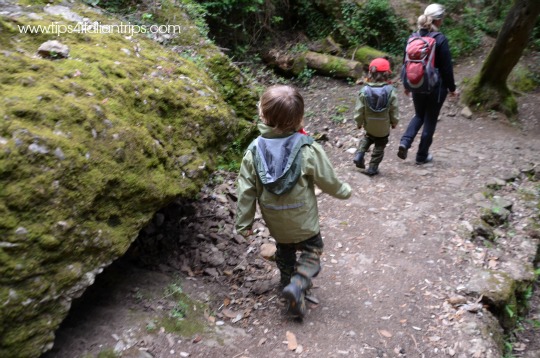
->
xmin=0 ymin=1 xmax=256 ymax=357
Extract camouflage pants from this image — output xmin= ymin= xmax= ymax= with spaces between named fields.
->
xmin=275 ymin=233 xmax=324 ymax=290
xmin=358 ymin=133 xmax=389 ymax=165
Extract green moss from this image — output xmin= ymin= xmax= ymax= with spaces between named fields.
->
xmin=462 ymin=75 xmax=518 ymax=118
xmin=509 ymin=65 xmax=539 ymax=92
xmin=351 ymin=46 xmax=388 ymax=64
xmin=96 ymin=349 xmax=119 ymax=358
xmin=327 ymin=58 xmax=348 ymax=75
xmin=157 ymin=282 xmax=209 ymax=337
xmin=206 ymin=54 xmax=259 ymax=122
xmin=0 ymin=2 xmax=251 ymax=356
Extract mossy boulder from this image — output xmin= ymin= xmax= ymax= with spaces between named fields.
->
xmin=0 ymin=1 xmax=256 ymax=357
xmin=465 ymin=269 xmax=518 ymax=331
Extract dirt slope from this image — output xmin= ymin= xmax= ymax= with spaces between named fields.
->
xmin=43 ymin=59 xmax=540 ymax=358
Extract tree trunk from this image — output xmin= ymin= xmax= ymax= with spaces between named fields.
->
xmin=263 ymin=49 xmax=365 ymax=79
xmin=463 ymin=0 xmax=540 ymax=116
xmin=309 ymin=36 xmax=343 ymax=55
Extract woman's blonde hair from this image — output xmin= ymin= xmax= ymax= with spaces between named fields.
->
xmin=259 ymin=85 xmax=304 ymax=133
xmin=417 ymin=14 xmax=439 ymax=32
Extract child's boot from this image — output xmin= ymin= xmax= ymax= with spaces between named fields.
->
xmin=353 ymin=151 xmax=365 ymax=169
xmin=282 ymin=282 xmax=306 ymax=318
xmin=365 ymin=164 xmax=379 ymax=176
xmin=280 ymin=274 xmax=291 ymax=288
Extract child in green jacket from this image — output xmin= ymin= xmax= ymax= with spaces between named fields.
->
xmin=235 ymin=85 xmax=352 ymax=318
xmin=353 ymin=57 xmax=399 ymax=176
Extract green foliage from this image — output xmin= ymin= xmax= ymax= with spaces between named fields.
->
xmin=336 ymin=104 xmax=350 ymax=114
xmin=158 ymin=281 xmax=208 ymax=336
xmin=330 ymin=113 xmax=345 ymax=123
xmin=165 ymin=283 xmax=188 ymax=320
xmin=440 ymin=7 xmax=483 ymax=58
xmin=290 ymin=43 xmax=309 ymax=54
xmin=91 ymin=0 xmax=137 ymax=14
xmin=337 ymin=0 xmax=409 ymax=55
xmin=296 ymin=67 xmax=316 ymax=86
xmin=171 ymin=300 xmax=190 ymax=319
xmin=503 ymin=340 xmax=515 ymax=358
xmin=505 ymin=303 xmax=515 ymax=318
xmin=531 ymin=17 xmax=540 ymax=51
xmin=178 ymin=0 xmax=209 ymax=37
xmin=146 ymin=320 xmax=157 ymax=332
xmin=293 ymin=0 xmax=333 ymax=39
xmin=217 ymin=146 xmax=242 ymax=171
xmin=196 ymin=0 xmax=269 ymax=55
xmin=437 ymin=0 xmax=513 ymax=58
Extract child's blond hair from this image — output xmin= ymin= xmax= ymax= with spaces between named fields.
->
xmin=367 ymin=68 xmax=391 ymax=83
xmin=259 ymin=85 xmax=304 ymax=134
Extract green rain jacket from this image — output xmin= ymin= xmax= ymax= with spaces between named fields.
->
xmin=235 ymin=123 xmax=352 ymax=244
xmin=354 ymin=82 xmax=399 ymax=138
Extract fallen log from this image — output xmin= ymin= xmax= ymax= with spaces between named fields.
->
xmin=347 ymin=45 xmax=396 ymax=70
xmin=263 ymin=49 xmax=364 ymax=80
xmin=308 ymin=36 xmax=343 ymax=55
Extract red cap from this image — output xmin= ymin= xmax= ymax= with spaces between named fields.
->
xmin=369 ymin=58 xmax=391 ymax=73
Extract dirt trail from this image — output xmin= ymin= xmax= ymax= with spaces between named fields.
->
xmin=43 ymin=68 xmax=540 ymax=357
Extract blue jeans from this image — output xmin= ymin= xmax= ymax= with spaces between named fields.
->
xmin=400 ymin=87 xmax=447 ymax=162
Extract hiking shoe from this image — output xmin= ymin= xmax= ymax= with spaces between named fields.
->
xmin=353 ymin=152 xmax=365 ymax=169
xmin=364 ymin=164 xmax=379 ymax=176
xmin=282 ymin=283 xmax=306 ymax=318
xmin=397 ymin=145 xmax=408 ymax=160
xmin=416 ymin=153 xmax=433 ymax=165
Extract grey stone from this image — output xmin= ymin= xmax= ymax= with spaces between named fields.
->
xmin=486 ymin=177 xmax=506 ymax=189
xmin=492 ymin=196 xmax=513 ymax=211
xmin=203 ymin=268 xmax=219 ymax=277
xmin=523 ymin=349 xmax=540 ymax=358
xmin=465 ymin=268 xmax=517 ymax=330
xmin=461 ymin=106 xmax=473 ymax=119
xmin=473 ymin=220 xmax=495 ymax=240
xmin=500 ymin=169 xmax=520 ymax=182
xmin=481 ymin=206 xmax=510 ymax=226
xmin=37 ymin=40 xmax=70 ymax=59
xmin=44 ymin=5 xmax=84 ymax=22
xmin=465 ymin=268 xmax=515 ymax=309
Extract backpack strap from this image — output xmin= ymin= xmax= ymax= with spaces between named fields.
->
xmin=412 ymin=31 xmax=441 ymax=39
